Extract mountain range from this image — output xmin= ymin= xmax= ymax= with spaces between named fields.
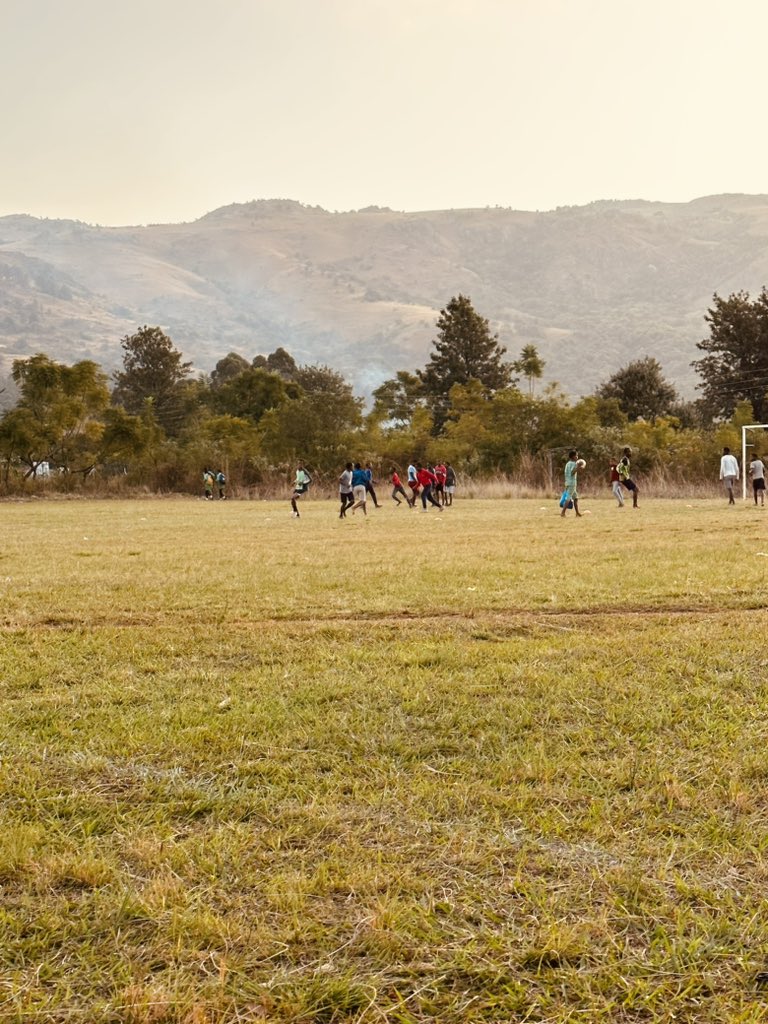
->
xmin=2 ymin=194 xmax=768 ymax=401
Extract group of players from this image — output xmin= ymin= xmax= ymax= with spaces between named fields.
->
xmin=288 ymin=460 xmax=457 ymax=518
xmin=560 ymin=442 xmax=767 ymax=518
xmin=561 ymin=447 xmax=640 ymax=518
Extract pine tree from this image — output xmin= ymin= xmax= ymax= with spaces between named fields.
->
xmin=418 ymin=295 xmax=513 ymax=432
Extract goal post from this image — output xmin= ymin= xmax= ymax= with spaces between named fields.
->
xmin=741 ymin=424 xmax=768 ymax=500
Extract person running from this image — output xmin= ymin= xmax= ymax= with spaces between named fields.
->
xmin=202 ymin=468 xmax=215 ymax=500
xmin=339 ymin=462 xmax=354 ymax=518
xmin=391 ymin=467 xmax=413 ymax=507
xmin=215 ymin=469 xmax=227 ymax=499
xmin=416 ymin=463 xmax=442 ymax=510
xmin=719 ymin=446 xmax=740 ymax=505
xmin=290 ymin=462 xmax=311 ymax=517
xmin=407 ymin=461 xmax=420 ymax=506
xmin=433 ymin=461 xmax=447 ymax=505
xmin=350 ymin=462 xmax=368 ymax=516
xmin=749 ymin=452 xmax=766 ymax=506
xmin=609 ymin=462 xmax=624 ymax=507
xmin=444 ymin=463 xmax=456 ymax=506
xmin=364 ymin=463 xmax=382 ymax=508
xmin=617 ymin=448 xmax=639 ymax=508
xmin=561 ymin=450 xmax=583 ymax=518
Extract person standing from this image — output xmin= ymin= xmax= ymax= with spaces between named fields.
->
xmin=215 ymin=469 xmax=227 ymax=499
xmin=390 ymin=467 xmax=413 ymax=507
xmin=444 ymin=463 xmax=456 ymax=506
xmin=617 ymin=448 xmax=639 ymax=508
xmin=560 ymin=450 xmax=583 ymax=518
xmin=433 ymin=461 xmax=447 ymax=505
xmin=609 ymin=462 xmax=624 ymax=507
xmin=202 ymin=468 xmax=215 ymax=501
xmin=339 ymin=462 xmax=354 ymax=518
xmin=749 ymin=452 xmax=766 ymax=507
xmin=416 ymin=463 xmax=442 ymax=510
xmin=291 ymin=462 xmax=311 ymax=517
xmin=350 ymin=462 xmax=368 ymax=516
xmin=719 ymin=446 xmax=739 ymax=505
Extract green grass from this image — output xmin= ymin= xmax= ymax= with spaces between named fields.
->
xmin=1 ymin=496 xmax=768 ymax=1022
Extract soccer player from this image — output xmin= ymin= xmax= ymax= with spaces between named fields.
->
xmin=560 ymin=450 xmax=583 ymax=518
xmin=291 ymin=462 xmax=311 ymax=517
xmin=350 ymin=463 xmax=368 ymax=516
xmin=416 ymin=463 xmax=442 ymax=510
xmin=617 ymin=448 xmax=639 ymax=508
xmin=407 ymin=461 xmax=420 ymax=506
xmin=364 ymin=463 xmax=382 ymax=508
xmin=749 ymin=452 xmax=766 ymax=506
xmin=391 ymin=467 xmax=413 ymax=507
xmin=609 ymin=462 xmax=624 ymax=507
xmin=444 ymin=463 xmax=456 ymax=506
xmin=719 ymin=446 xmax=739 ymax=505
xmin=339 ymin=462 xmax=354 ymax=518
xmin=433 ymin=461 xmax=447 ymax=505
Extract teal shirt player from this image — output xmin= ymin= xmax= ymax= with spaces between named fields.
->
xmin=564 ymin=460 xmax=578 ymax=490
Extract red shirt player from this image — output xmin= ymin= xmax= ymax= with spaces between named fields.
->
xmin=415 ymin=465 xmax=442 ymax=510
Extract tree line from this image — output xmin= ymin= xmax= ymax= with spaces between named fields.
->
xmin=1 ymin=289 xmax=767 ymax=493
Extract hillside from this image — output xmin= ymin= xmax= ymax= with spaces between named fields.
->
xmin=2 ymin=194 xmax=768 ymax=397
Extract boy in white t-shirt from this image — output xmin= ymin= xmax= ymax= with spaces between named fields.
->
xmin=719 ymin=447 xmax=739 ymax=505
xmin=749 ymin=454 xmax=766 ymax=506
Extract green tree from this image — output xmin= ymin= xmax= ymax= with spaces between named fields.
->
xmin=596 ymin=356 xmax=678 ymax=422
xmin=418 ymin=295 xmax=514 ymax=432
xmin=371 ymin=371 xmax=425 ymax=427
xmin=265 ymin=347 xmax=298 ymax=380
xmin=210 ymin=352 xmax=250 ymax=387
xmin=693 ymin=289 xmax=768 ymax=421
xmin=210 ymin=367 xmax=296 ymax=423
xmin=0 ymin=354 xmax=110 ymax=477
xmin=513 ymin=344 xmax=546 ymax=397
xmin=112 ymin=326 xmax=193 ymax=434
xmin=260 ymin=365 xmax=363 ymax=469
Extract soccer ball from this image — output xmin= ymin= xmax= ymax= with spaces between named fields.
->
xmin=576 ymin=458 xmax=587 ymax=469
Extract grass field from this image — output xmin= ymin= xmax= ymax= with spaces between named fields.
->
xmin=1 ymin=495 xmax=768 ymax=1023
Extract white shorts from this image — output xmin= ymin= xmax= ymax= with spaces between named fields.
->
xmin=353 ymin=485 xmax=367 ymax=502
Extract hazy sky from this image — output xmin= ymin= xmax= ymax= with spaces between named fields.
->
xmin=3 ymin=0 xmax=767 ymax=226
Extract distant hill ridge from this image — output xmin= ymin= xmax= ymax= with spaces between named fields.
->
xmin=2 ymin=194 xmax=768 ymax=397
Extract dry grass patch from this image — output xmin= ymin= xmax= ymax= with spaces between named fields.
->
xmin=0 ymin=498 xmax=767 ymax=1020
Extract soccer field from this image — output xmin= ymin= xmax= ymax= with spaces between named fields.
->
xmin=1 ymin=497 xmax=767 ymax=1022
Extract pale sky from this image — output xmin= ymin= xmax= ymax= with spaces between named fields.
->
xmin=3 ymin=0 xmax=767 ymax=226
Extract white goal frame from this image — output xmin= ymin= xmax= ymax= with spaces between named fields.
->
xmin=741 ymin=424 xmax=768 ymax=500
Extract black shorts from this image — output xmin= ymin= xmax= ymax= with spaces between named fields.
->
xmin=753 ymin=479 xmax=765 ymax=492
xmin=622 ymin=479 xmax=637 ymax=491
